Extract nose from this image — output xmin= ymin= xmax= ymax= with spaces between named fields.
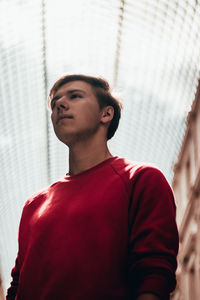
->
xmin=56 ymin=96 xmax=69 ymax=111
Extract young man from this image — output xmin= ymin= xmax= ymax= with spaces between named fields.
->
xmin=7 ymin=74 xmax=179 ymax=300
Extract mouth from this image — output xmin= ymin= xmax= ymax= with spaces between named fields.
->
xmin=56 ymin=116 xmax=73 ymax=124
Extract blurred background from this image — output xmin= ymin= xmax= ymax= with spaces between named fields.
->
xmin=0 ymin=0 xmax=200 ymax=299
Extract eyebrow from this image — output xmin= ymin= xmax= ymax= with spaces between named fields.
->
xmin=67 ymin=89 xmax=87 ymax=94
xmin=51 ymin=89 xmax=87 ymax=104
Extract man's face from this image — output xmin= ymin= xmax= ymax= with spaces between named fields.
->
xmin=51 ymin=80 xmax=104 ymax=146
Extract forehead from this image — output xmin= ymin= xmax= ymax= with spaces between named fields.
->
xmin=54 ymin=80 xmax=94 ymax=96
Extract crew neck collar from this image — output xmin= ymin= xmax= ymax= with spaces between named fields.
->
xmin=65 ymin=156 xmax=118 ymax=180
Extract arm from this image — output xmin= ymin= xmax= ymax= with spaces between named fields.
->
xmin=6 ymin=255 xmax=20 ymax=299
xmin=6 ymin=201 xmax=27 ymax=299
xmin=127 ymin=166 xmax=179 ymax=299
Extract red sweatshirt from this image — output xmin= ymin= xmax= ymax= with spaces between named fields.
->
xmin=7 ymin=157 xmax=178 ymax=299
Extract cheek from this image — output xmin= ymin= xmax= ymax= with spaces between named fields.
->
xmin=84 ymin=104 xmax=101 ymax=121
xmin=51 ymin=112 xmax=54 ymax=121
xmin=82 ymin=112 xmax=99 ymax=126
xmin=51 ymin=114 xmax=60 ymax=131
xmin=51 ymin=114 xmax=56 ymax=126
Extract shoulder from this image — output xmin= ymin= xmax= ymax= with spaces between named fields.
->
xmin=110 ymin=157 xmax=172 ymax=195
xmin=23 ymin=188 xmax=48 ymax=212
xmin=26 ymin=189 xmax=47 ymax=203
xmin=110 ymin=157 xmax=166 ymax=183
xmin=24 ymin=177 xmax=63 ymax=209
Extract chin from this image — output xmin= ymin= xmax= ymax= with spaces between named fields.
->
xmin=54 ymin=127 xmax=99 ymax=146
xmin=55 ymin=132 xmax=76 ymax=147
xmin=57 ymin=135 xmax=71 ymax=146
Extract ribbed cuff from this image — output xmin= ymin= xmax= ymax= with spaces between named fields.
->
xmin=134 ymin=273 xmax=170 ymax=300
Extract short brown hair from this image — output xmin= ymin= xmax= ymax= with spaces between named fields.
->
xmin=48 ymin=74 xmax=122 ymax=140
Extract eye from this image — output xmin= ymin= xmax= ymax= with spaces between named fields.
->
xmin=51 ymin=100 xmax=55 ymax=109
xmin=70 ymin=94 xmax=82 ymax=99
xmin=50 ymin=96 xmax=59 ymax=109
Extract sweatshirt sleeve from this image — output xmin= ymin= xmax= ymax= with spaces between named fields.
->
xmin=127 ymin=166 xmax=179 ymax=299
xmin=6 ymin=200 xmax=29 ymax=300
xmin=6 ymin=254 xmax=20 ymax=299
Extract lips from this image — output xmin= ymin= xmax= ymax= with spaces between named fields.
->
xmin=56 ymin=115 xmax=73 ymax=124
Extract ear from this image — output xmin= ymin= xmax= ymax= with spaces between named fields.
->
xmin=100 ymin=106 xmax=114 ymax=124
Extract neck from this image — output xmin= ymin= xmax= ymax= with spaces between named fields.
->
xmin=68 ymin=137 xmax=112 ymax=176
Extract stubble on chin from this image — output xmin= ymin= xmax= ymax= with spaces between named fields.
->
xmin=55 ymin=123 xmax=101 ymax=147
